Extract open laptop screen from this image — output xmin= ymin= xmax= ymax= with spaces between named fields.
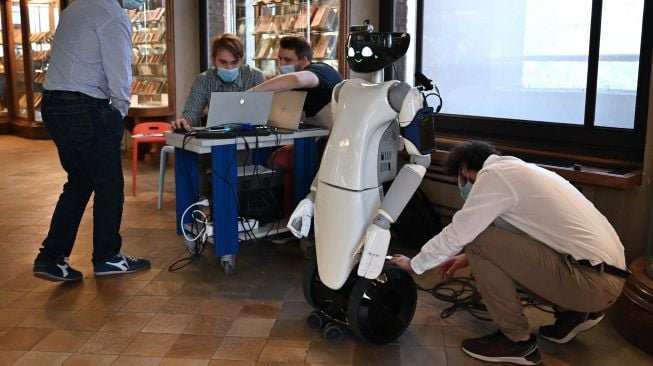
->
xmin=206 ymin=91 xmax=273 ymax=128
xmin=267 ymin=91 xmax=307 ymax=131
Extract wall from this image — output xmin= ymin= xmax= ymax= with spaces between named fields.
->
xmin=173 ymin=1 xmax=200 ymax=118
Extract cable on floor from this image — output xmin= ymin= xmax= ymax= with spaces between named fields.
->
xmin=416 ymin=276 xmax=554 ymax=321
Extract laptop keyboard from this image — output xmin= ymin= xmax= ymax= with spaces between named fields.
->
xmin=297 ymin=123 xmax=322 ymax=131
xmin=194 ymin=126 xmax=271 ymax=139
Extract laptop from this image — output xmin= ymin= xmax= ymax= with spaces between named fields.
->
xmin=206 ymin=91 xmax=273 ymax=128
xmin=267 ymin=90 xmax=307 ymax=133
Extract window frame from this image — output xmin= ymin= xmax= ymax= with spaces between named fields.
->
xmin=415 ymin=0 xmax=652 ymax=162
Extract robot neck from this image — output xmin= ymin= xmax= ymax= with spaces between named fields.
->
xmin=371 ymin=70 xmax=384 ymax=83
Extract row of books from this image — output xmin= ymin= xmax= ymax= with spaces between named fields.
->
xmin=29 ymin=31 xmax=53 ymax=43
xmin=30 ymin=50 xmax=50 ymax=61
xmin=254 ymin=4 xmax=338 ymax=33
xmin=134 ymin=63 xmax=167 ymax=77
xmin=127 ymin=7 xmax=165 ymax=23
xmin=18 ymin=92 xmax=42 ymax=110
xmin=132 ymin=31 xmax=165 ymax=44
xmin=132 ymin=52 xmax=167 ymax=65
xmin=33 ymin=71 xmax=46 ymax=85
xmin=131 ymin=80 xmax=165 ymax=95
xmin=255 ymin=34 xmax=337 ymax=60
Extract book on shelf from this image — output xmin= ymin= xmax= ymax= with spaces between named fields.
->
xmin=314 ymin=34 xmax=338 ymax=59
xmin=256 ymin=38 xmax=272 ymax=59
xmin=268 ymin=15 xmax=284 ymax=34
xmin=324 ymin=34 xmax=338 ymax=59
xmin=255 ymin=14 xmax=272 ymax=33
xmin=311 ymin=5 xmax=329 ymax=28
xmin=269 ymin=39 xmax=280 ymax=59
xmin=32 ymin=72 xmax=46 ymax=84
xmin=33 ymin=92 xmax=43 ymax=109
xmin=293 ymin=10 xmax=308 ymax=30
xmin=281 ymin=14 xmax=296 ymax=32
xmin=316 ymin=6 xmax=338 ymax=31
xmin=314 ymin=34 xmax=329 ymax=58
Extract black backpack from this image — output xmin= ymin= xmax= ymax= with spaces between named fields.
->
xmin=390 ymin=188 xmax=442 ymax=249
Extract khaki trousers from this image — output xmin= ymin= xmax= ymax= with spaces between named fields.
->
xmin=465 ymin=225 xmax=625 ymax=341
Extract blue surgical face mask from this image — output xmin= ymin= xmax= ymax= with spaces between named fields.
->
xmin=459 ymin=181 xmax=473 ymax=200
xmin=217 ymin=67 xmax=240 ymax=83
xmin=122 ymin=0 xmax=144 ymax=10
xmin=279 ymin=64 xmax=296 ymax=74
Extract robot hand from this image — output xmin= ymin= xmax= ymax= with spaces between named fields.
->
xmin=356 ymin=224 xmax=391 ymax=279
xmin=287 ymin=198 xmax=314 ymax=238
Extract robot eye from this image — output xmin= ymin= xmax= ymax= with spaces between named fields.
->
xmin=348 ymin=47 xmax=355 ymax=57
xmin=361 ymin=46 xmax=373 ymax=57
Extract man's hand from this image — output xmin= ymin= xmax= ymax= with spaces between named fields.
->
xmin=388 ymin=254 xmax=414 ymax=274
xmin=286 ymin=198 xmax=314 ymax=238
xmin=356 ymin=225 xmax=390 ymax=279
xmin=434 ymin=254 xmax=469 ymax=280
xmin=171 ymin=117 xmax=191 ymax=131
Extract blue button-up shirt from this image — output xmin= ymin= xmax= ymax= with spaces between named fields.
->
xmin=45 ymin=0 xmax=132 ymax=117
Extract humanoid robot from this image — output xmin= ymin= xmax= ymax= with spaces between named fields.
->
xmin=287 ymin=26 xmax=437 ymax=344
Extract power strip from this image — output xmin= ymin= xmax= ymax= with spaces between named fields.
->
xmin=238 ymin=218 xmax=259 ymax=232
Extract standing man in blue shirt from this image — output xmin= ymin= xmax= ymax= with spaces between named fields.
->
xmin=33 ymin=0 xmax=150 ymax=282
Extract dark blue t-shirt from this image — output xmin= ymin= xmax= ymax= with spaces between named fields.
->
xmin=299 ymin=62 xmax=343 ymax=117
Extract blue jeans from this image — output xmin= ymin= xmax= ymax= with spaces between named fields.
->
xmin=35 ymin=90 xmax=125 ymax=264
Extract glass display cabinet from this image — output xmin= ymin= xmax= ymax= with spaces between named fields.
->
xmin=127 ymin=0 xmax=176 ymax=123
xmin=236 ymin=0 xmax=348 ymax=78
xmin=9 ymin=0 xmax=59 ymax=138
xmin=0 ymin=1 xmax=11 ymax=134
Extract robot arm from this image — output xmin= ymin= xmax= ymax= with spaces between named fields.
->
xmin=398 ymin=88 xmax=423 ymax=127
xmin=287 ymin=177 xmax=318 ymax=238
xmin=357 ymin=95 xmax=433 ymax=279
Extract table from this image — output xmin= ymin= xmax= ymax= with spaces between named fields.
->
xmin=166 ymin=129 xmax=329 ymax=274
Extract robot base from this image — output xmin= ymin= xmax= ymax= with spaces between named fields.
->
xmin=303 ymin=259 xmax=417 ymax=344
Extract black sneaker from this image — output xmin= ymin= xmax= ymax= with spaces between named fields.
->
xmin=33 ymin=258 xmax=83 ymax=282
xmin=94 ymin=253 xmax=150 ymax=276
xmin=462 ymin=331 xmax=541 ymax=365
xmin=539 ymin=311 xmax=604 ymax=344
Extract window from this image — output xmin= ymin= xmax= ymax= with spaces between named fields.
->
xmin=417 ymin=0 xmax=651 ymax=161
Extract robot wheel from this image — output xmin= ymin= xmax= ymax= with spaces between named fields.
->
xmin=306 ymin=311 xmax=325 ymax=330
xmin=303 ymin=259 xmax=417 ymax=345
xmin=324 ymin=322 xmax=345 ymax=344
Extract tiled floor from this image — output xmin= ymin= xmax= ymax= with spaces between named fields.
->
xmin=0 ymin=134 xmax=651 ymax=366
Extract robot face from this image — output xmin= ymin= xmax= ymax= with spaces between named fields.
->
xmin=346 ymin=32 xmax=410 ymax=73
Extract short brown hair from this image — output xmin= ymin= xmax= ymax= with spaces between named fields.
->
xmin=279 ymin=36 xmax=313 ymax=61
xmin=211 ymin=33 xmax=244 ymax=61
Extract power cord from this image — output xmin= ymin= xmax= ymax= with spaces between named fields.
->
xmin=416 ymin=277 xmax=491 ymax=321
xmin=416 ymin=276 xmax=554 ymax=321
xmin=168 ymin=198 xmax=212 ymax=272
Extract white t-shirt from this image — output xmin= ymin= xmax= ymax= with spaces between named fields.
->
xmin=410 ymin=155 xmax=626 ymax=274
